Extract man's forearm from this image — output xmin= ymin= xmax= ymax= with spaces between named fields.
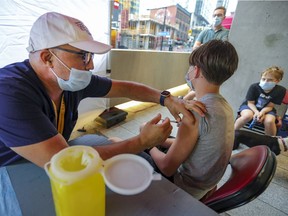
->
xmin=93 ymin=135 xmax=143 ymax=160
xmin=108 ymin=80 xmax=161 ymax=104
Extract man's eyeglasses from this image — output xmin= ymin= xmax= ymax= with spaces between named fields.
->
xmin=213 ymin=13 xmax=224 ymax=18
xmin=54 ymin=47 xmax=94 ymax=66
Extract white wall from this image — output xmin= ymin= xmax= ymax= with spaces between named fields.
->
xmin=221 ymin=0 xmax=288 ymax=115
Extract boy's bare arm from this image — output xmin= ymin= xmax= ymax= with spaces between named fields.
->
xmin=247 ymin=101 xmax=259 ymax=114
xmin=149 ymin=113 xmax=199 ymax=177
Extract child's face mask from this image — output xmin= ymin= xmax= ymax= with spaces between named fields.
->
xmin=259 ymin=80 xmax=276 ymax=91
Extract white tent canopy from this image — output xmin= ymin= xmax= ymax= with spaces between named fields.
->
xmin=0 ymin=0 xmax=111 ymax=117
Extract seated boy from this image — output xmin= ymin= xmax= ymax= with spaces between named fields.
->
xmin=234 ymin=66 xmax=286 ymax=136
xmin=146 ymin=40 xmax=239 ymax=200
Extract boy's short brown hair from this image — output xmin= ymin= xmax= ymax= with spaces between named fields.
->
xmin=261 ymin=66 xmax=284 ymax=81
xmin=189 ymin=39 xmax=238 ymax=85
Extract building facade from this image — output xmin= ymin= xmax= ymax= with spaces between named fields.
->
xmin=111 ymin=0 xmax=231 ymax=50
xmin=112 ymin=2 xmax=191 ymax=51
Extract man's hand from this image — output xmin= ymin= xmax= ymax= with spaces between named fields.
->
xmin=184 ymin=99 xmax=207 ymax=117
xmin=164 ymin=96 xmax=206 ymax=122
xmin=139 ymin=114 xmax=172 ymax=149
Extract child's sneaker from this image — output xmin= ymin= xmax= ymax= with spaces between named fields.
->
xmin=278 ymin=137 xmax=288 ymax=151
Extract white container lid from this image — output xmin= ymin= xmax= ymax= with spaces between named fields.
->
xmin=103 ymin=154 xmax=161 ymax=195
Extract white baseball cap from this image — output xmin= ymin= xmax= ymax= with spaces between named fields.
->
xmin=27 ymin=12 xmax=112 ymax=54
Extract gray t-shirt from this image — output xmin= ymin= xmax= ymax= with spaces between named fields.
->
xmin=173 ymin=93 xmax=234 ymax=199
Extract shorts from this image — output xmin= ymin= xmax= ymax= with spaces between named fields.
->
xmin=237 ymin=104 xmax=276 ymax=116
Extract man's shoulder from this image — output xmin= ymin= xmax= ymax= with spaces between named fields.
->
xmin=217 ymin=27 xmax=229 ymax=35
xmin=200 ymin=28 xmax=213 ymax=34
xmin=196 ymin=28 xmax=214 ymax=42
xmin=221 ymin=26 xmax=229 ymax=32
xmin=1 ymin=60 xmax=28 ymax=69
xmin=0 ymin=60 xmax=30 ymax=77
xmin=0 ymin=60 xmax=38 ymax=93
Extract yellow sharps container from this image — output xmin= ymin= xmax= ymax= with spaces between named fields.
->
xmin=45 ymin=146 xmax=105 ymax=216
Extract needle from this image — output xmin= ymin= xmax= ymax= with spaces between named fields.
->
xmin=161 ymin=119 xmax=178 ymax=123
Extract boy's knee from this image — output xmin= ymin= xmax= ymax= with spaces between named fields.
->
xmin=264 ymin=119 xmax=276 ymax=127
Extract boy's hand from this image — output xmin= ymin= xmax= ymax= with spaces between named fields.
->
xmin=257 ymin=112 xmax=265 ymax=123
xmin=253 ymin=111 xmax=260 ymax=119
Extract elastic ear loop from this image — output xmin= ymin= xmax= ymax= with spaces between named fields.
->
xmin=48 ymin=49 xmax=71 ymax=71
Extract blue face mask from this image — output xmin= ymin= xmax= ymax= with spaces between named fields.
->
xmin=185 ymin=67 xmax=195 ymax=91
xmin=185 ymin=73 xmax=193 ymax=90
xmin=49 ymin=50 xmax=92 ymax=91
xmin=259 ymin=80 xmax=276 ymax=91
xmin=51 ymin=68 xmax=92 ymax=92
xmin=212 ymin=17 xmax=222 ymax=27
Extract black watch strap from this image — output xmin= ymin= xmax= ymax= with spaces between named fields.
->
xmin=144 ymin=146 xmax=154 ymax=155
xmin=160 ymin=90 xmax=171 ymax=106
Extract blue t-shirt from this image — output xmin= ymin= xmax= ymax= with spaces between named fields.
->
xmin=0 ymin=60 xmax=112 ymax=166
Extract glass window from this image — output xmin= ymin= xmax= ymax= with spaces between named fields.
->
xmin=111 ymin=0 xmax=237 ymax=52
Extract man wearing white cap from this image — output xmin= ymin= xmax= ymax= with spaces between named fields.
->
xmin=0 ymin=12 xmax=206 ymax=167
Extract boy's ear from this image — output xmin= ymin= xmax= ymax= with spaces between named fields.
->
xmin=194 ymin=66 xmax=201 ymax=78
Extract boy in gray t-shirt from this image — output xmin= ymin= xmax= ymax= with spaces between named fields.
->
xmin=147 ymin=40 xmax=239 ymax=200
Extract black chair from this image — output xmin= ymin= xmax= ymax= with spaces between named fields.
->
xmin=242 ymin=117 xmax=282 ymax=135
xmin=239 ymin=103 xmax=288 ymax=135
xmin=201 ymin=145 xmax=277 ymax=213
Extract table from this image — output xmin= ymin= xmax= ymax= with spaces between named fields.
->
xmin=1 ymin=161 xmax=218 ymax=216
